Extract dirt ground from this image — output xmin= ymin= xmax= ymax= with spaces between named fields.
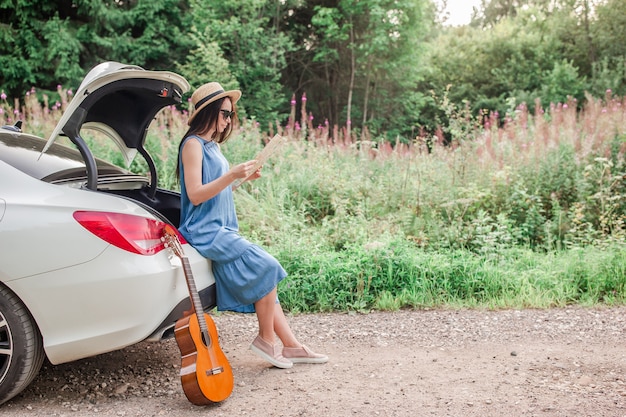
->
xmin=0 ymin=306 xmax=624 ymax=417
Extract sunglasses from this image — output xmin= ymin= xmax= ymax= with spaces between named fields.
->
xmin=220 ymin=109 xmax=235 ymax=119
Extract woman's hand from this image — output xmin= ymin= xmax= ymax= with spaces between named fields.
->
xmin=246 ymin=166 xmax=263 ymax=182
xmin=230 ymin=161 xmax=262 ymax=191
xmin=229 ymin=160 xmax=259 ymax=180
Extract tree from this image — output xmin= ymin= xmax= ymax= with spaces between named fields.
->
xmin=187 ymin=0 xmax=293 ymax=131
xmin=282 ymin=0 xmax=432 ymax=139
xmin=176 ymin=27 xmax=241 ymax=113
xmin=587 ymin=0 xmax=626 ymax=96
xmin=474 ymin=0 xmax=568 ymax=27
xmin=418 ymin=0 xmax=619 ymax=134
xmin=0 ymin=0 xmax=192 ymax=98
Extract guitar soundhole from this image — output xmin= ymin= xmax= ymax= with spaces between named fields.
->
xmin=201 ymin=332 xmax=212 ymax=348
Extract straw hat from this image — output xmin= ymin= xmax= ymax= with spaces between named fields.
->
xmin=188 ymin=82 xmax=241 ymax=125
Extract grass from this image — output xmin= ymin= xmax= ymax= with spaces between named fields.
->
xmin=3 ymin=87 xmax=625 ymax=312
xmin=275 ymin=241 xmax=625 ymax=312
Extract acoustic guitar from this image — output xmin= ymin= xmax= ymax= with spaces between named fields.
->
xmin=162 ymin=225 xmax=234 ymax=404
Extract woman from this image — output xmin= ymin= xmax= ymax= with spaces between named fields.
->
xmin=177 ymin=82 xmax=327 ymax=369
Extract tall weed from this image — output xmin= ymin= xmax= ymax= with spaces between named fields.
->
xmin=7 ymin=87 xmax=626 ymax=311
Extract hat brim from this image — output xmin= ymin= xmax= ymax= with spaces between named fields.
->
xmin=188 ymin=89 xmax=242 ymax=125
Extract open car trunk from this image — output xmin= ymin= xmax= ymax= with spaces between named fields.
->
xmin=39 ymin=62 xmax=190 ymax=226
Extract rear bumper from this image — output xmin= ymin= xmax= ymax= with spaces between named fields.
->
xmin=146 ymin=281 xmax=217 ymax=341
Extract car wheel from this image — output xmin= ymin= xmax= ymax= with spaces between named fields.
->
xmin=0 ymin=285 xmax=45 ymax=405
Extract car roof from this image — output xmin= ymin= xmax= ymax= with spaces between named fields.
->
xmin=42 ymin=62 xmax=190 ymax=164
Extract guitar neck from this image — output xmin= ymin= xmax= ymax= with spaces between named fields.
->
xmin=180 ymin=257 xmax=210 ymax=333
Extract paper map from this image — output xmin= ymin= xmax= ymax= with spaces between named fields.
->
xmin=232 ymin=134 xmax=286 ymax=187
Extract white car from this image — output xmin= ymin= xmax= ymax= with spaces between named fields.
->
xmin=0 ymin=62 xmax=216 ymax=404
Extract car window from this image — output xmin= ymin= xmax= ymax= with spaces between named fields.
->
xmin=0 ymin=131 xmax=127 ymax=182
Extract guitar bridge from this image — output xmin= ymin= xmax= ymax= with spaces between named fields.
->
xmin=207 ymin=367 xmax=224 ymax=376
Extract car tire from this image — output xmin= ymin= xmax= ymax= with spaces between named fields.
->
xmin=0 ymin=285 xmax=45 ymax=405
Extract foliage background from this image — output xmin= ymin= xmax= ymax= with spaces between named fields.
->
xmin=3 ymin=0 xmax=625 ymax=140
xmin=1 ymin=0 xmax=625 ymax=311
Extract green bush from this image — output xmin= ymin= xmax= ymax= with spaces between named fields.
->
xmin=7 ymin=88 xmax=626 ymax=312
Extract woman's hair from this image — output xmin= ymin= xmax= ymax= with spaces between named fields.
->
xmin=176 ymin=97 xmax=238 ymax=180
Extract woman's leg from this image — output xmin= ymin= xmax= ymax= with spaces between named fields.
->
xmin=250 ymin=287 xmax=294 ymax=368
xmin=252 ymin=286 xmax=327 ymax=365
xmin=254 ymin=287 xmax=279 ymax=343
xmin=254 ymin=287 xmax=300 ymax=347
xmin=273 ymin=302 xmax=300 ymax=348
xmin=275 ymin=302 xmax=329 ymax=364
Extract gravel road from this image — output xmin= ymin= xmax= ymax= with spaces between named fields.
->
xmin=0 ymin=306 xmax=624 ymax=416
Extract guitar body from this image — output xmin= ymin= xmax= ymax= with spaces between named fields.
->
xmin=175 ymin=312 xmax=234 ymax=404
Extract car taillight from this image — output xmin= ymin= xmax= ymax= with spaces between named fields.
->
xmin=73 ymin=211 xmax=187 ymax=255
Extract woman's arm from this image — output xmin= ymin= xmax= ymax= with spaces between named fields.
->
xmin=181 ymin=139 xmax=257 ymax=205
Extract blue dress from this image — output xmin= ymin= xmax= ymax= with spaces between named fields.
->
xmin=178 ymin=135 xmax=286 ymax=312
